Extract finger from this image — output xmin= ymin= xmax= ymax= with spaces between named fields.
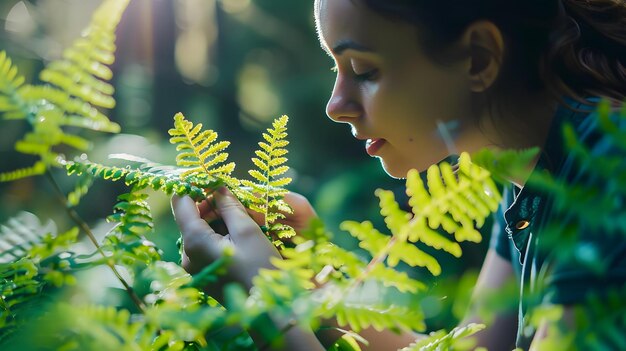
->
xmin=198 ymin=196 xmax=221 ymax=223
xmin=171 ymin=195 xmax=221 ymax=259
xmin=245 ymin=207 xmax=266 ymax=226
xmin=214 ymin=187 xmax=265 ymax=244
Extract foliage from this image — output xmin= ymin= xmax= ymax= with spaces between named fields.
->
xmin=400 ymin=323 xmax=486 ymax=351
xmin=474 ymin=99 xmax=626 ymax=349
xmin=0 ymin=0 xmax=125 ymax=182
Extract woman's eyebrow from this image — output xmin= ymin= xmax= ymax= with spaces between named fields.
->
xmin=332 ymin=39 xmax=374 ymax=55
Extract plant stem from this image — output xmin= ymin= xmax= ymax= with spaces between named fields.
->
xmin=45 ymin=170 xmax=146 ymax=313
xmin=346 ymin=236 xmax=398 ymax=294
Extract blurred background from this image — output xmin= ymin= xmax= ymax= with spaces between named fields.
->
xmin=0 ymin=0 xmax=491 ymax=330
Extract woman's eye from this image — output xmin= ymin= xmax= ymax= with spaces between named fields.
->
xmin=354 ymin=69 xmax=379 ymax=82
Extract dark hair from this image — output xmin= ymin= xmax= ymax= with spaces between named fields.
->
xmin=359 ymin=0 xmax=626 ymax=104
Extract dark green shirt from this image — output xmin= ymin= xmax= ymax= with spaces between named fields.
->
xmin=490 ymin=97 xmax=626 ymax=349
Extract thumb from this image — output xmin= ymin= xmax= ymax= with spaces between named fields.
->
xmin=214 ymin=187 xmax=265 ymax=244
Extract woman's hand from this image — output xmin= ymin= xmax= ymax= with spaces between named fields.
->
xmin=171 ymin=187 xmax=280 ymax=292
xmin=195 ymin=190 xmax=318 ymax=237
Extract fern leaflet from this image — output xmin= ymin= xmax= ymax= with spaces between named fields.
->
xmin=104 ymin=189 xmax=161 ymax=269
xmin=400 ymin=323 xmax=486 ymax=351
xmin=241 ymin=115 xmax=294 ymax=247
xmin=168 ymin=112 xmax=237 ymax=187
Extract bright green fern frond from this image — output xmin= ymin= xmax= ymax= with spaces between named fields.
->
xmin=66 ymin=159 xmax=207 ymax=200
xmin=66 ymin=172 xmax=94 ymax=207
xmin=400 ymin=323 xmax=486 ymax=351
xmin=366 ymin=264 xmax=427 ymax=293
xmin=168 ymin=112 xmax=236 ymax=187
xmin=107 ymin=191 xmax=154 ymax=237
xmin=243 ymin=115 xmax=293 ymax=247
xmin=407 ymin=153 xmax=500 ymax=243
xmin=0 ymin=0 xmax=126 ymax=182
xmin=18 ymin=85 xmax=119 ymax=133
xmin=328 ymin=302 xmax=426 ymax=333
xmin=340 ymin=221 xmax=389 ymax=258
xmin=472 ymin=147 xmax=540 ymax=184
xmin=0 ymin=162 xmax=46 ymax=182
xmin=0 ymin=51 xmax=26 ymax=117
xmin=104 ymin=189 xmax=160 ymax=267
xmin=376 ymin=189 xmax=412 ymax=238
xmin=38 ymin=0 xmax=129 ymax=110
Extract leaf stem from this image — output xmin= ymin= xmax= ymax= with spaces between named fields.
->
xmin=347 ymin=236 xmax=397 ymax=293
xmin=45 ymin=170 xmax=146 ymax=313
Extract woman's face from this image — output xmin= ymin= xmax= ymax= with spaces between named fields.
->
xmin=316 ymin=0 xmax=477 ymax=178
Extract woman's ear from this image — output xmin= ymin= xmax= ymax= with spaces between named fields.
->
xmin=460 ymin=21 xmax=505 ymax=92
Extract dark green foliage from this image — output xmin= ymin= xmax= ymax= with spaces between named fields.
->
xmin=0 ymin=213 xmax=79 ymax=344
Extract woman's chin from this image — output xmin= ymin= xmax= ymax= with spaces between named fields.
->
xmin=379 ymin=156 xmax=435 ymax=179
xmin=379 ymin=159 xmax=417 ymax=179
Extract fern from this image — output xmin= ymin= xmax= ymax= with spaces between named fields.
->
xmin=0 ymin=213 xmax=80 ymax=343
xmin=0 ymin=0 xmax=127 ymax=181
xmin=66 ymin=159 xmax=208 ymax=201
xmin=471 ymin=147 xmax=540 ymax=184
xmin=67 ymin=172 xmax=95 ymax=207
xmin=103 ymin=189 xmax=161 ymax=269
xmin=0 ymin=212 xmax=57 ymax=263
xmin=331 ymin=302 xmax=426 ymax=333
xmin=0 ymin=51 xmax=26 ymax=120
xmin=241 ymin=115 xmax=295 ymax=247
xmin=400 ymin=323 xmax=486 ymax=351
xmin=168 ymin=112 xmax=237 ymax=188
xmin=341 ymin=153 xmax=499 ymax=277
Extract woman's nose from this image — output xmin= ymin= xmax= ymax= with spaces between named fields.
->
xmin=325 ymin=76 xmax=361 ymax=123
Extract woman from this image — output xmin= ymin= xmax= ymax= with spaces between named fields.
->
xmin=172 ymin=0 xmax=626 ymax=349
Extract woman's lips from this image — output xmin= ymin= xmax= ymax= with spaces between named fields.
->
xmin=366 ymin=138 xmax=386 ymax=156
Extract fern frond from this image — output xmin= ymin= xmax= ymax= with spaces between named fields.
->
xmin=66 ymin=159 xmax=208 ymax=200
xmin=472 ymin=147 xmax=540 ymax=184
xmin=407 ymin=153 xmax=500 ymax=243
xmin=242 ymin=115 xmax=293 ymax=247
xmin=335 ymin=153 xmax=499 ymax=282
xmin=66 ymin=173 xmax=94 ymax=207
xmin=0 ymin=212 xmax=82 ymax=342
xmin=37 ymin=0 xmax=128 ymax=111
xmin=0 ymin=0 xmax=126 ymax=183
xmin=0 ymin=212 xmax=57 ymax=263
xmin=104 ymin=189 xmax=160 ymax=268
xmin=0 ymin=51 xmax=26 ymax=118
xmin=168 ymin=112 xmax=237 ymax=187
xmin=400 ymin=323 xmax=486 ymax=351
xmin=0 ymin=162 xmax=46 ymax=182
xmin=327 ymin=302 xmax=426 ymax=333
